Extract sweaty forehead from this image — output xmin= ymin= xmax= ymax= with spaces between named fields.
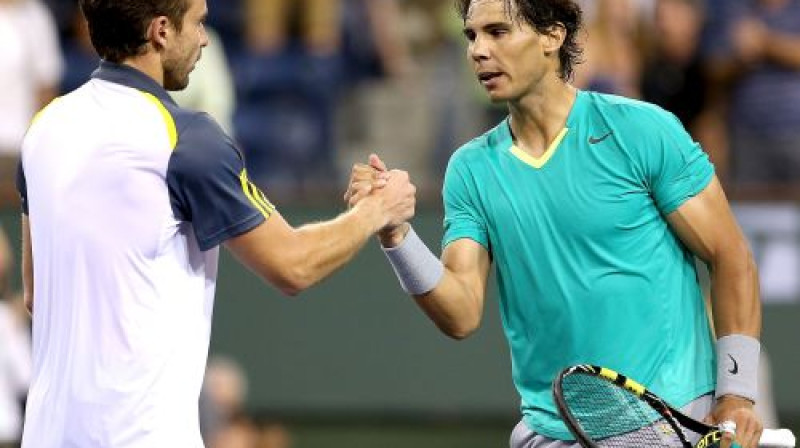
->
xmin=465 ymin=0 xmax=517 ymax=23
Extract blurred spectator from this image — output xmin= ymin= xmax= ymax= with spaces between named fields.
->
xmin=234 ymin=0 xmax=416 ymax=196
xmin=233 ymin=0 xmax=349 ymax=194
xmin=0 ymin=227 xmax=31 ymax=448
xmin=210 ymin=414 xmax=258 ymax=448
xmin=574 ymin=0 xmax=644 ymax=97
xmin=59 ymin=5 xmax=97 ymax=95
xmin=703 ymin=0 xmax=800 ymax=189
xmin=255 ymin=421 xmax=293 ymax=448
xmin=245 ymin=0 xmax=342 ymax=56
xmin=172 ymin=28 xmax=236 ymax=133
xmin=348 ymin=0 xmax=414 ymax=80
xmin=641 ymin=0 xmax=708 ymax=131
xmin=0 ymin=0 xmax=62 ymax=191
xmin=337 ymin=0 xmax=486 ymax=192
xmin=200 ymin=356 xmax=249 ymax=444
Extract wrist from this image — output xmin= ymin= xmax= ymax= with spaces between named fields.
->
xmin=715 ymin=394 xmax=755 ymax=406
xmin=715 ymin=334 xmax=760 ymax=403
xmin=382 ymin=226 xmax=444 ymax=296
xmin=379 ymin=223 xmax=410 ymax=248
xmin=352 ymin=196 xmax=385 ymax=234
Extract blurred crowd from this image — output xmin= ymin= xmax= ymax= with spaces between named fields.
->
xmin=1 ymin=0 xmax=799 ymax=201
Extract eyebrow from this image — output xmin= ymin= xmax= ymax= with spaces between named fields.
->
xmin=463 ymin=21 xmax=511 ymax=33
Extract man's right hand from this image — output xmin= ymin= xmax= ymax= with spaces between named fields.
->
xmin=345 ymin=154 xmax=414 ymax=246
xmin=370 ymin=168 xmax=416 ymax=230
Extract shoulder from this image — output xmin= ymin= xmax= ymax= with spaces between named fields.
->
xmin=168 ymin=110 xmax=241 ymax=174
xmin=583 ymin=91 xmax=685 ymax=137
xmin=173 ymin=108 xmax=229 ymax=146
xmin=448 ymin=119 xmax=509 ymax=170
xmin=585 ymin=91 xmax=676 ymax=123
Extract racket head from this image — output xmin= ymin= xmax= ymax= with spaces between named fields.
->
xmin=552 ymin=364 xmax=708 ymax=448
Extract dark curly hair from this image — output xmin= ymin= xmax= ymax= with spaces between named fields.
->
xmin=456 ymin=0 xmax=584 ymax=81
xmin=79 ymin=0 xmax=190 ymax=63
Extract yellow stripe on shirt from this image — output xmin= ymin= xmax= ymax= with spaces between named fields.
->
xmin=239 ymin=169 xmax=274 ymax=218
xmin=29 ymin=97 xmax=62 ymax=129
xmin=140 ymin=92 xmax=178 ymax=151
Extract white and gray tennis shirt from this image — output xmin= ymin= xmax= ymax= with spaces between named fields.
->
xmin=17 ymin=61 xmax=273 ymax=447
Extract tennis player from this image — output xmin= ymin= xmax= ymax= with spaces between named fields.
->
xmin=346 ymin=0 xmax=763 ymax=447
xmin=16 ymin=0 xmax=415 ymax=446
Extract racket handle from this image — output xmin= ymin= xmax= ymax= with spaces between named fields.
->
xmin=759 ymin=428 xmax=796 ymax=448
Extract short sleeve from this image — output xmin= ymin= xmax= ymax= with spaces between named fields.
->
xmin=16 ymin=159 xmax=28 ymax=215
xmin=442 ymin=154 xmax=490 ymax=251
xmin=167 ymin=114 xmax=273 ymax=251
xmin=641 ymin=109 xmax=715 ymax=215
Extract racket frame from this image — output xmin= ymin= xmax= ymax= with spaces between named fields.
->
xmin=552 ymin=364 xmax=714 ymax=448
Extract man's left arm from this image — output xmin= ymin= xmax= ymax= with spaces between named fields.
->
xmin=667 ymin=175 xmax=763 ymax=448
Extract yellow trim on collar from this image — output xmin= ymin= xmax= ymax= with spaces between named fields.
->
xmin=510 ymin=127 xmax=569 ymax=169
xmin=140 ymin=92 xmax=178 ymax=151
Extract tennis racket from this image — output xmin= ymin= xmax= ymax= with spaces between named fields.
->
xmin=552 ymin=364 xmax=796 ymax=448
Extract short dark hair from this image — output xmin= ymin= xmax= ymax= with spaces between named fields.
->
xmin=79 ymin=0 xmax=190 ymax=63
xmin=456 ymin=0 xmax=584 ymax=81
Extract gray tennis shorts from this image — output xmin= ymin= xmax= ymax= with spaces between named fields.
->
xmin=510 ymin=394 xmax=713 ymax=448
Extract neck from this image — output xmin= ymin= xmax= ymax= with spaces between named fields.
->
xmin=121 ymin=53 xmax=164 ymax=87
xmin=507 ymin=76 xmax=576 ymax=157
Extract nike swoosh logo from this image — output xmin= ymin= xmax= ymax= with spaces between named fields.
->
xmin=728 ymin=354 xmax=739 ymax=375
xmin=589 ymin=131 xmax=613 ymax=144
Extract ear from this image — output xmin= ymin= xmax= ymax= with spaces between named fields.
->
xmin=541 ymin=22 xmax=567 ymax=56
xmin=147 ymin=16 xmax=171 ymax=52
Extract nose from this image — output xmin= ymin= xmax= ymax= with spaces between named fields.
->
xmin=200 ymin=26 xmax=209 ymax=48
xmin=469 ymin=35 xmax=490 ymax=62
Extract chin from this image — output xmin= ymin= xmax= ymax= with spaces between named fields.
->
xmin=164 ymin=76 xmax=190 ymax=92
xmin=486 ymin=91 xmax=513 ymax=103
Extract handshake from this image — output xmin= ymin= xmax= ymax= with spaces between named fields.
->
xmin=343 ymin=154 xmax=416 ymax=247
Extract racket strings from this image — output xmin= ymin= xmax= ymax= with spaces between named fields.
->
xmin=562 ymin=373 xmax=681 ymax=447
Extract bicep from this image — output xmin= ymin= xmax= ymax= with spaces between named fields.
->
xmin=441 ymin=238 xmax=491 ymax=302
xmin=666 ymin=175 xmax=748 ymax=263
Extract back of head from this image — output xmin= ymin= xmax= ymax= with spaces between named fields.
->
xmin=79 ymin=0 xmax=189 ymax=63
xmin=455 ymin=0 xmax=584 ymax=80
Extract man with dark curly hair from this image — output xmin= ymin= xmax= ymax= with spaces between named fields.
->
xmin=346 ymin=1 xmax=763 ymax=447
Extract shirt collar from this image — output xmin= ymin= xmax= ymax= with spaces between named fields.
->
xmin=91 ymin=60 xmax=176 ymax=106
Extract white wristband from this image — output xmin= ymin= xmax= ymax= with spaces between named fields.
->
xmin=382 ymin=226 xmax=444 ymax=296
xmin=715 ymin=334 xmax=760 ymax=403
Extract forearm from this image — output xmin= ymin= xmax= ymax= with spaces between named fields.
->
xmin=763 ymin=32 xmax=800 ymax=70
xmin=380 ymin=231 xmax=488 ymax=339
xmin=414 ymin=269 xmax=484 ymax=339
xmin=709 ymin=245 xmax=761 ymax=403
xmin=285 ymin=201 xmax=383 ymax=293
xmin=709 ymin=244 xmax=761 ymax=338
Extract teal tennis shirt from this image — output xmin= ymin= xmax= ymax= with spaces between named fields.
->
xmin=442 ymin=91 xmax=716 ymax=440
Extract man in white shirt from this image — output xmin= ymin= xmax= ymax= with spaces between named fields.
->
xmin=17 ymin=0 xmax=417 ymax=446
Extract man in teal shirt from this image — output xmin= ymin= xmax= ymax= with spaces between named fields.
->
xmin=346 ymin=0 xmax=763 ymax=447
